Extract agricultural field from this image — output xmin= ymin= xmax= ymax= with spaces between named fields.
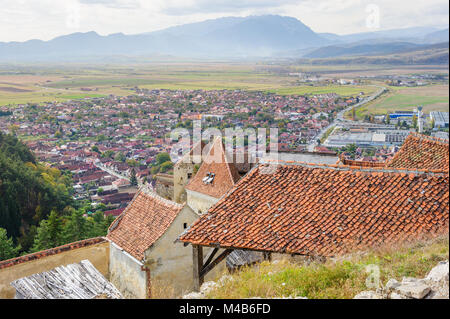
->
xmin=0 ymin=63 xmax=388 ymax=107
xmin=1 ymin=63 xmax=448 ymax=107
xmin=351 ymin=84 xmax=449 ymax=119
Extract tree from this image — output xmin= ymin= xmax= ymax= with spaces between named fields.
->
xmin=91 ymin=145 xmax=100 ymax=154
xmin=63 ymin=209 xmax=88 ymax=243
xmin=114 ymin=152 xmax=126 ymax=162
xmin=31 ymin=210 xmax=64 ymax=252
xmin=385 ymin=114 xmax=390 ymax=124
xmin=412 ymin=115 xmax=418 ymax=129
xmin=156 ymin=152 xmax=171 ymax=165
xmin=130 ymin=168 xmax=138 ymax=186
xmin=160 ymin=161 xmax=174 ymax=173
xmin=0 ymin=228 xmax=21 ymax=261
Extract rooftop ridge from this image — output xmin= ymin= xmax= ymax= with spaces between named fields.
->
xmin=410 ymin=132 xmax=449 ymax=145
xmin=0 ymin=237 xmax=107 ymax=270
xmin=140 ymin=185 xmax=184 ymax=209
xmin=262 ymin=159 xmax=449 ymax=176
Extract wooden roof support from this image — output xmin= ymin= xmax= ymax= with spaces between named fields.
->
xmin=192 ymin=245 xmax=203 ymax=292
xmin=192 ymin=245 xmax=233 ymax=292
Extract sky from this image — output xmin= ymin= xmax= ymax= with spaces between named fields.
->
xmin=0 ymin=0 xmax=448 ymax=42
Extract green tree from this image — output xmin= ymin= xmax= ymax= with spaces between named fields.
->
xmin=63 ymin=209 xmax=88 ymax=243
xmin=91 ymin=145 xmax=100 ymax=154
xmin=130 ymin=168 xmax=138 ymax=186
xmin=31 ymin=210 xmax=64 ymax=252
xmin=412 ymin=115 xmax=418 ymax=129
xmin=0 ymin=228 xmax=21 ymax=260
xmin=114 ymin=152 xmax=126 ymax=162
xmin=160 ymin=161 xmax=174 ymax=173
xmin=156 ymin=152 xmax=171 ymax=165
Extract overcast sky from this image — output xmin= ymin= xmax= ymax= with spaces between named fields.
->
xmin=0 ymin=0 xmax=448 ymax=42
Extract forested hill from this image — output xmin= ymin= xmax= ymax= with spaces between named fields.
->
xmin=0 ymin=133 xmax=73 ymax=252
xmin=0 ymin=133 xmax=117 ymax=260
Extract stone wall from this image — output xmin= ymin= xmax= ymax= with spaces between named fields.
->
xmin=154 ymin=173 xmax=174 ymax=201
xmin=0 ymin=238 xmax=109 ymax=299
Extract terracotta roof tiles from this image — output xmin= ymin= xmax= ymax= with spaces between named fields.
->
xmin=180 ymin=163 xmax=449 ymax=257
xmin=185 ymin=137 xmax=240 ymax=199
xmin=107 ymin=187 xmax=184 ymax=261
xmin=385 ymin=133 xmax=449 ymax=171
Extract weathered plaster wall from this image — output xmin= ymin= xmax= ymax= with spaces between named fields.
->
xmin=186 ymin=189 xmax=219 ymax=215
xmin=154 ymin=173 xmax=174 ymax=201
xmin=0 ymin=240 xmax=109 ymax=299
xmin=145 ymin=206 xmax=225 ymax=297
xmin=174 ymin=162 xmax=195 ymax=204
xmin=109 ymin=243 xmax=147 ymax=299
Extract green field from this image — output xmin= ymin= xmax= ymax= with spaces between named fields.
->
xmin=269 ymin=85 xmax=375 ymax=97
xmin=347 ymin=84 xmax=449 ymax=119
xmin=0 ymin=63 xmax=447 ymax=107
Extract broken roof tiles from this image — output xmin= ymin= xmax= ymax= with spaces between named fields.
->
xmin=107 ymin=186 xmax=184 ymax=261
xmin=180 ymin=163 xmax=449 ymax=257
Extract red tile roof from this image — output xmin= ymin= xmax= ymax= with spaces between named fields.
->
xmin=185 ymin=137 xmax=240 ymax=199
xmin=180 ymin=163 xmax=449 ymax=257
xmin=385 ymin=133 xmax=449 ymax=171
xmin=107 ymin=187 xmax=184 ymax=261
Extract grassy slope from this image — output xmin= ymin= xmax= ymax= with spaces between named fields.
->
xmin=206 ymin=235 xmax=449 ymax=299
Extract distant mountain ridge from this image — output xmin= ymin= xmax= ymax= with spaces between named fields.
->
xmin=0 ymin=15 xmax=447 ymax=62
xmin=304 ymin=41 xmax=447 ymax=59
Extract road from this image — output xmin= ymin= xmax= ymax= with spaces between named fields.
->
xmin=307 ymin=85 xmax=387 ymax=152
xmin=94 ymin=163 xmax=130 ymax=181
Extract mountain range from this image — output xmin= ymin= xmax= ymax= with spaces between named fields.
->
xmin=0 ymin=15 xmax=448 ymax=62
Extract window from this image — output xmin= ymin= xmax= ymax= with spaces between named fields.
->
xmin=183 ymin=223 xmax=188 ymax=229
xmin=187 ymin=173 xmax=192 ymax=179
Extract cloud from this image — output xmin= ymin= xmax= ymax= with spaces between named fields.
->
xmin=78 ymin=0 xmax=140 ymax=9
xmin=0 ymin=0 xmax=448 ymax=42
xmin=159 ymin=0 xmax=300 ymax=15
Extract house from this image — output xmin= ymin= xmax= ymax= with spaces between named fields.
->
xmin=11 ymin=260 xmax=122 ymax=299
xmin=106 ymin=186 xmax=200 ymax=298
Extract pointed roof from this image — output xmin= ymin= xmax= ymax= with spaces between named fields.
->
xmin=107 ymin=186 xmax=184 ymax=261
xmin=185 ymin=137 xmax=240 ymax=199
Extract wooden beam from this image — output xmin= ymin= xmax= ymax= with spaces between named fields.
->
xmin=263 ymin=252 xmax=272 ymax=261
xmin=200 ymin=249 xmax=232 ymax=278
xmin=203 ymin=248 xmax=219 ymax=269
xmin=192 ymin=245 xmax=203 ymax=292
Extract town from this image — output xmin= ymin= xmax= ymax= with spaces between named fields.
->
xmin=0 ymin=2 xmax=448 ymax=306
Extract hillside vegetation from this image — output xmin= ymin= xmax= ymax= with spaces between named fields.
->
xmin=0 ymin=133 xmax=115 ymax=257
xmin=205 ymin=235 xmax=449 ymax=299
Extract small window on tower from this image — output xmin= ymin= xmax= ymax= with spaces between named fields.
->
xmin=187 ymin=173 xmax=192 ymax=179
xmin=183 ymin=223 xmax=188 ymax=229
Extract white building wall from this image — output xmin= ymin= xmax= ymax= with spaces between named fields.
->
xmin=109 ymin=243 xmax=147 ymax=299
